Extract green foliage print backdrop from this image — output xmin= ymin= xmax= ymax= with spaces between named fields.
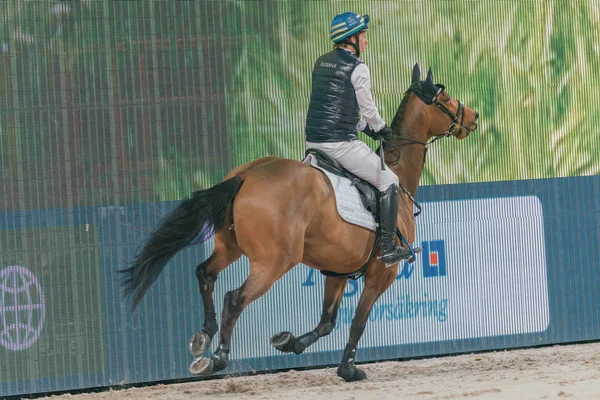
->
xmin=1 ymin=0 xmax=599 ymax=210
xmin=228 ymin=0 xmax=600 ymax=185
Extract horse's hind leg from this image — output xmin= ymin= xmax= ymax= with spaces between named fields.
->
xmin=190 ymin=259 xmax=291 ymax=376
xmin=271 ymin=275 xmax=348 ymax=354
xmin=189 ymin=232 xmax=241 ymax=357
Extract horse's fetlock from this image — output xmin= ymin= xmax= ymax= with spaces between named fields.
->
xmin=292 ymin=339 xmax=307 ymax=355
xmin=319 ymin=321 xmax=336 ymax=336
xmin=203 ymin=312 xmax=218 ymax=337
xmin=211 ymin=346 xmax=229 ymax=372
xmin=341 ymin=343 xmax=357 ymax=365
xmin=216 ymin=343 xmax=230 ymax=355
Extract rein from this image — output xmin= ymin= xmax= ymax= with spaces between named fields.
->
xmin=379 ymin=137 xmax=424 ymax=217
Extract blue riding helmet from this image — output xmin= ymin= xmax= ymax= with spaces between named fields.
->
xmin=330 ymin=12 xmax=370 ymax=43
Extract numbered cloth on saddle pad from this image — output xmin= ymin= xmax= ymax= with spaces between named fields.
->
xmin=303 ymin=153 xmax=377 ymax=231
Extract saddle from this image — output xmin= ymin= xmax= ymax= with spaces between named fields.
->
xmin=304 ymin=148 xmax=416 ymax=280
xmin=305 ymin=148 xmax=381 ymax=216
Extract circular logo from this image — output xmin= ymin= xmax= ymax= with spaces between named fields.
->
xmin=0 ymin=266 xmax=46 ymax=351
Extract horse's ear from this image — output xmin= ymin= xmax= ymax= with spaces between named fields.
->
xmin=426 ymin=68 xmax=434 ymax=85
xmin=411 ymin=63 xmax=420 ymax=83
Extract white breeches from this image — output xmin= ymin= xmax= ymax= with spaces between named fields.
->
xmin=306 ymin=140 xmax=399 ymax=192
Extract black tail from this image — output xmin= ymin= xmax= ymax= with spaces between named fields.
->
xmin=121 ymin=176 xmax=243 ymax=312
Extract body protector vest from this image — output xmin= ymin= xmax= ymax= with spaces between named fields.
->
xmin=305 ymin=49 xmax=363 ymax=142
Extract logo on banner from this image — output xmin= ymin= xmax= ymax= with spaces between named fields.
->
xmin=0 ymin=266 xmax=46 ymax=351
xmin=423 ymin=240 xmax=446 ymax=278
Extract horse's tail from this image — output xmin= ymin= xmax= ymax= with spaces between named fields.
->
xmin=121 ymin=176 xmax=244 ymax=312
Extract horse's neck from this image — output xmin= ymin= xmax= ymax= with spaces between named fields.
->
xmin=389 ymin=144 xmax=425 ymax=196
xmin=387 ymin=107 xmax=429 ymax=196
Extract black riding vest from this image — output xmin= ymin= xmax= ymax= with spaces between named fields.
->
xmin=305 ymin=49 xmax=363 ymax=142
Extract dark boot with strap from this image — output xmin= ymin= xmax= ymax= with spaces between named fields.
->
xmin=379 ymin=184 xmax=412 ymax=266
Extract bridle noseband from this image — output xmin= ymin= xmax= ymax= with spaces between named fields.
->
xmin=429 ymin=85 xmax=467 ymax=144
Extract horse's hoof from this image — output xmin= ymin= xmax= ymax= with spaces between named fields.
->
xmin=270 ymin=331 xmax=294 ymax=353
xmin=189 ymin=356 xmax=214 ymax=376
xmin=189 ymin=332 xmax=212 ymax=356
xmin=337 ymin=365 xmax=367 ymax=382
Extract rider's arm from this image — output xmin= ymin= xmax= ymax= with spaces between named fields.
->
xmin=351 ymin=63 xmax=386 ymax=132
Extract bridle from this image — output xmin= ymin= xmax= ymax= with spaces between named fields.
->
xmin=430 ymin=85 xmax=466 ymax=143
xmin=380 ymin=84 xmax=472 ymax=217
xmin=384 ymin=85 xmax=470 ymax=158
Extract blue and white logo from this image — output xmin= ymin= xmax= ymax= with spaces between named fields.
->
xmin=0 ymin=266 xmax=46 ymax=351
xmin=423 ymin=240 xmax=446 ymax=278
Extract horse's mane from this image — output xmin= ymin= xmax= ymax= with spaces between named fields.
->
xmin=390 ymin=93 xmax=411 ymax=132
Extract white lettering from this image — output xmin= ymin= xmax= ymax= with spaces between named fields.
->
xmin=319 ymin=62 xmax=337 ymax=68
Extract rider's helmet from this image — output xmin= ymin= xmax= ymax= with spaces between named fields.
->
xmin=329 ymin=12 xmax=370 ymax=56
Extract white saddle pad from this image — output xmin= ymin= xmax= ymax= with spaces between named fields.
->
xmin=304 ymin=154 xmax=377 ymax=232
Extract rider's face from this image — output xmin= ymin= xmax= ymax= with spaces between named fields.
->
xmin=358 ymin=31 xmax=368 ymax=54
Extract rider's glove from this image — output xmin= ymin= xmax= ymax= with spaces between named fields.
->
xmin=362 ymin=126 xmax=379 ymax=140
xmin=358 ymin=120 xmax=392 ymax=140
xmin=374 ymin=125 xmax=394 ymax=140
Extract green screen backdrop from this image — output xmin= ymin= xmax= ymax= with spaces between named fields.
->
xmin=1 ymin=0 xmax=599 ymax=212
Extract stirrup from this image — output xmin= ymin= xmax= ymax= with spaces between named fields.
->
xmin=378 ymin=246 xmax=413 ymax=266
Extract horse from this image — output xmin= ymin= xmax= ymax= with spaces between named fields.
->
xmin=121 ymin=63 xmax=479 ymax=382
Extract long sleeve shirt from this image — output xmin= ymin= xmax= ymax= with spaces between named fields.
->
xmin=351 ymin=62 xmax=386 ymax=132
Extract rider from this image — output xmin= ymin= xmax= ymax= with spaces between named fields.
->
xmin=305 ymin=12 xmax=412 ymax=266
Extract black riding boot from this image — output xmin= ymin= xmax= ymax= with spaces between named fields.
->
xmin=379 ymin=184 xmax=412 ymax=266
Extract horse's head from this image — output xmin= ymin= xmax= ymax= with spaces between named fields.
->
xmin=404 ymin=63 xmax=478 ymax=140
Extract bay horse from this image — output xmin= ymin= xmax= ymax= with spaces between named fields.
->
xmin=122 ymin=63 xmax=479 ymax=382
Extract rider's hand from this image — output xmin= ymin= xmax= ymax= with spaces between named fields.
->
xmin=362 ymin=126 xmax=378 ymax=140
xmin=375 ymin=125 xmax=394 ymax=140
xmin=357 ymin=120 xmax=378 ymax=140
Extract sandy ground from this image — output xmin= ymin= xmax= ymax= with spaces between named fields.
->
xmin=40 ymin=342 xmax=600 ymax=400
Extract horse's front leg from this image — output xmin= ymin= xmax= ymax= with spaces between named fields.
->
xmin=271 ymin=275 xmax=348 ymax=354
xmin=337 ymin=264 xmax=397 ymax=382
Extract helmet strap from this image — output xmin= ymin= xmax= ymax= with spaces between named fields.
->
xmin=340 ymin=33 xmax=362 ymax=58
xmin=352 ymin=33 xmax=361 ymax=58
